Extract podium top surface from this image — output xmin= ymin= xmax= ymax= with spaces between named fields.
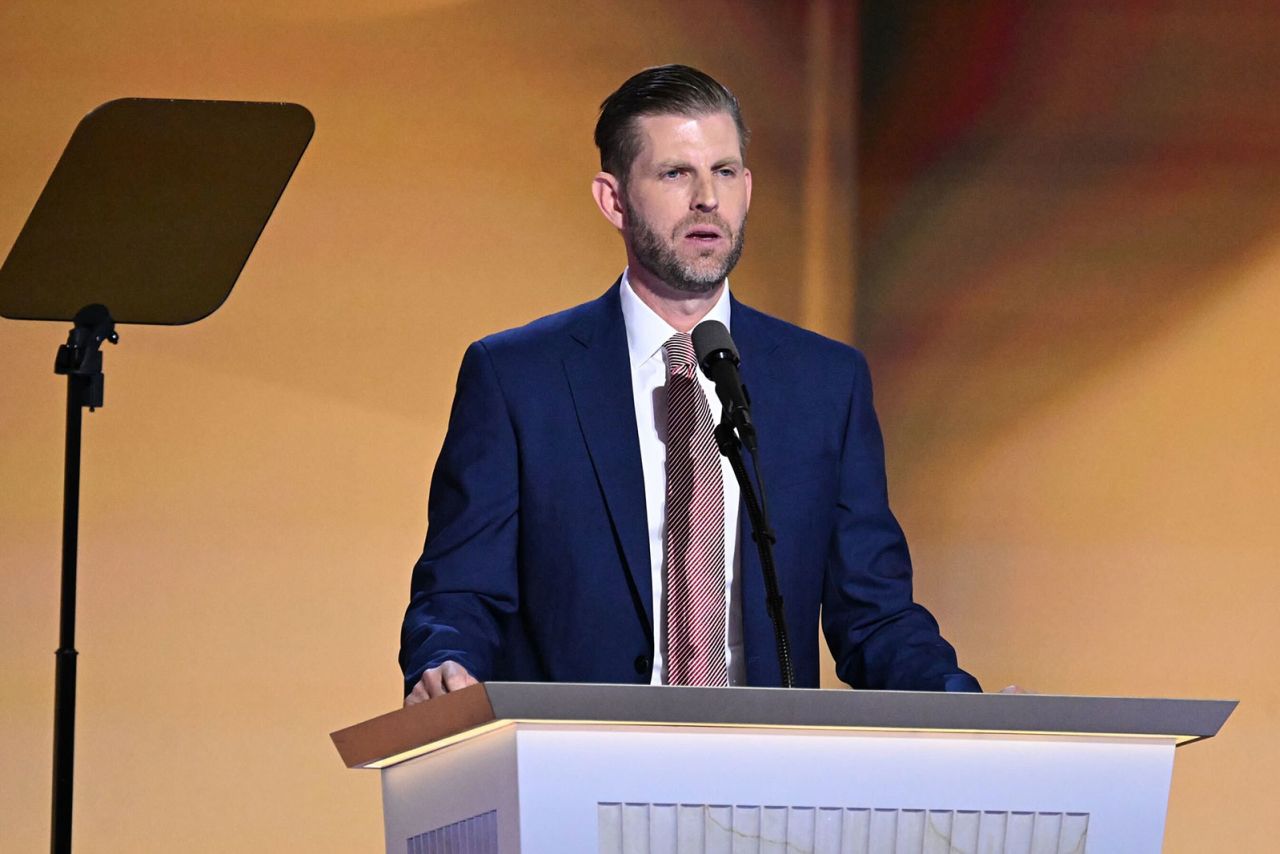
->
xmin=330 ymin=683 xmax=1236 ymax=769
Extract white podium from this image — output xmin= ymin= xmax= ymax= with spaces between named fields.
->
xmin=331 ymin=684 xmax=1234 ymax=853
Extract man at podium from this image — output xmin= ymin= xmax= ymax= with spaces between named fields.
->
xmin=400 ymin=65 xmax=980 ymax=703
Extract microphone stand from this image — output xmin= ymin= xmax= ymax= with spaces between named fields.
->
xmin=51 ymin=303 xmax=117 ymax=854
xmin=713 ymin=419 xmax=795 ymax=688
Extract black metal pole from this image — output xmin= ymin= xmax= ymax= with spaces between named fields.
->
xmin=714 ymin=421 xmax=794 ymax=688
xmin=49 ymin=305 xmax=115 ymax=854
xmin=51 ymin=374 xmax=85 ymax=854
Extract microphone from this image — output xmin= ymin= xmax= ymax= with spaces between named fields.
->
xmin=691 ymin=319 xmax=757 ymax=452
xmin=692 ymin=319 xmax=792 ymax=686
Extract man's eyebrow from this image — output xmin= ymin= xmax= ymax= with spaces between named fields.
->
xmin=652 ymin=157 xmax=744 ymax=170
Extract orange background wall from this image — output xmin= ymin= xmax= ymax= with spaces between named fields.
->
xmin=0 ymin=1 xmax=1274 ymax=852
xmin=0 ymin=2 xmax=849 ymax=850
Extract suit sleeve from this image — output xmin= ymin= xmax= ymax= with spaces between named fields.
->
xmin=399 ymin=340 xmax=520 ymax=693
xmin=820 ymin=350 xmax=981 ymax=692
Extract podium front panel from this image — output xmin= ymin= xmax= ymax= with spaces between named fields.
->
xmin=379 ymin=722 xmax=1175 ymax=853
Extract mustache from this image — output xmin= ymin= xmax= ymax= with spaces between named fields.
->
xmin=673 ymin=213 xmax=733 ymax=238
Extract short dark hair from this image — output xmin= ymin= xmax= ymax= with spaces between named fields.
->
xmin=594 ymin=64 xmax=750 ymax=182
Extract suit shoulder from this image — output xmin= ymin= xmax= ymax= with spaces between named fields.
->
xmin=735 ymin=300 xmax=868 ymax=372
xmin=473 ymin=289 xmax=612 ymax=361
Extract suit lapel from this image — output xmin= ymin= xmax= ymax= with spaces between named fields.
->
xmin=731 ymin=297 xmax=784 ymax=501
xmin=730 ymin=298 xmax=785 ymax=685
xmin=562 ymin=285 xmax=654 ymax=632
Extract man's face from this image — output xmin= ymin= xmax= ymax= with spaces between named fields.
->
xmin=619 ymin=112 xmax=752 ymax=294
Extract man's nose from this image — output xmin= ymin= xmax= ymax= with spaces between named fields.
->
xmin=691 ymin=173 xmax=718 ymax=212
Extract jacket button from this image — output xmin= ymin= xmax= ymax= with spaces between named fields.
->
xmin=634 ymin=655 xmax=651 ymax=675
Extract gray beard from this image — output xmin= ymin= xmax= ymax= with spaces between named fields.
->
xmin=624 ymin=201 xmax=747 ymax=294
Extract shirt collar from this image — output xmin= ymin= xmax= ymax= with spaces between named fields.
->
xmin=619 ymin=268 xmax=732 ymax=370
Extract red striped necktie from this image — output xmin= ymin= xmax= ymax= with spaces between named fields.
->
xmin=662 ymin=332 xmax=729 ymax=687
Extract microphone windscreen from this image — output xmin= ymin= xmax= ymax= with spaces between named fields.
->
xmin=691 ymin=319 xmax=739 ymax=367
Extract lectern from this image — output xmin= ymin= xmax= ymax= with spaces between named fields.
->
xmin=331 ymin=684 xmax=1233 ymax=853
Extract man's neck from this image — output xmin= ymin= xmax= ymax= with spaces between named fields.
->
xmin=626 ymin=262 xmax=724 ymax=334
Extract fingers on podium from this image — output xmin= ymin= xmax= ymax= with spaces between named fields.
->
xmin=404 ymin=661 xmax=477 ymax=706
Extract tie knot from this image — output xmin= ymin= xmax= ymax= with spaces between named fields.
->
xmin=663 ymin=333 xmax=698 ymax=377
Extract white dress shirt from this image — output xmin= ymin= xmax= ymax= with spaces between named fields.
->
xmin=619 ymin=270 xmax=745 ymax=685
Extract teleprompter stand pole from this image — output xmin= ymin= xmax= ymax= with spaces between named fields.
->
xmin=713 ymin=420 xmax=795 ymax=688
xmin=50 ymin=304 xmax=117 ymax=854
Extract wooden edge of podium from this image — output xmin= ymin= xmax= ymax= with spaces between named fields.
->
xmin=330 ymin=683 xmax=496 ymax=769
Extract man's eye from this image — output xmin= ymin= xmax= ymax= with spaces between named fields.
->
xmin=661 ymin=169 xmax=682 ymax=179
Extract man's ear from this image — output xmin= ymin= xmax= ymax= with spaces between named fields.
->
xmin=591 ymin=171 xmax=626 ymax=231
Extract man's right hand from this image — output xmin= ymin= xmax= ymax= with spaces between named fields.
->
xmin=404 ymin=661 xmax=479 ymax=706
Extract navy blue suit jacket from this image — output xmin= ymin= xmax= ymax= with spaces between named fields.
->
xmin=400 ymin=284 xmax=980 ymax=693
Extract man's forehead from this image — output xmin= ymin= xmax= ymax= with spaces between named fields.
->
xmin=634 ymin=111 xmax=744 ymax=159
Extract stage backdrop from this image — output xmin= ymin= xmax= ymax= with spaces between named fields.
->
xmin=0 ymin=1 xmax=853 ymax=851
xmin=857 ymin=3 xmax=1279 ymax=853
xmin=0 ymin=1 xmax=1273 ymax=851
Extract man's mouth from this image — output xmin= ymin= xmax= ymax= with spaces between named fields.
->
xmin=684 ymin=226 xmax=725 ymax=242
